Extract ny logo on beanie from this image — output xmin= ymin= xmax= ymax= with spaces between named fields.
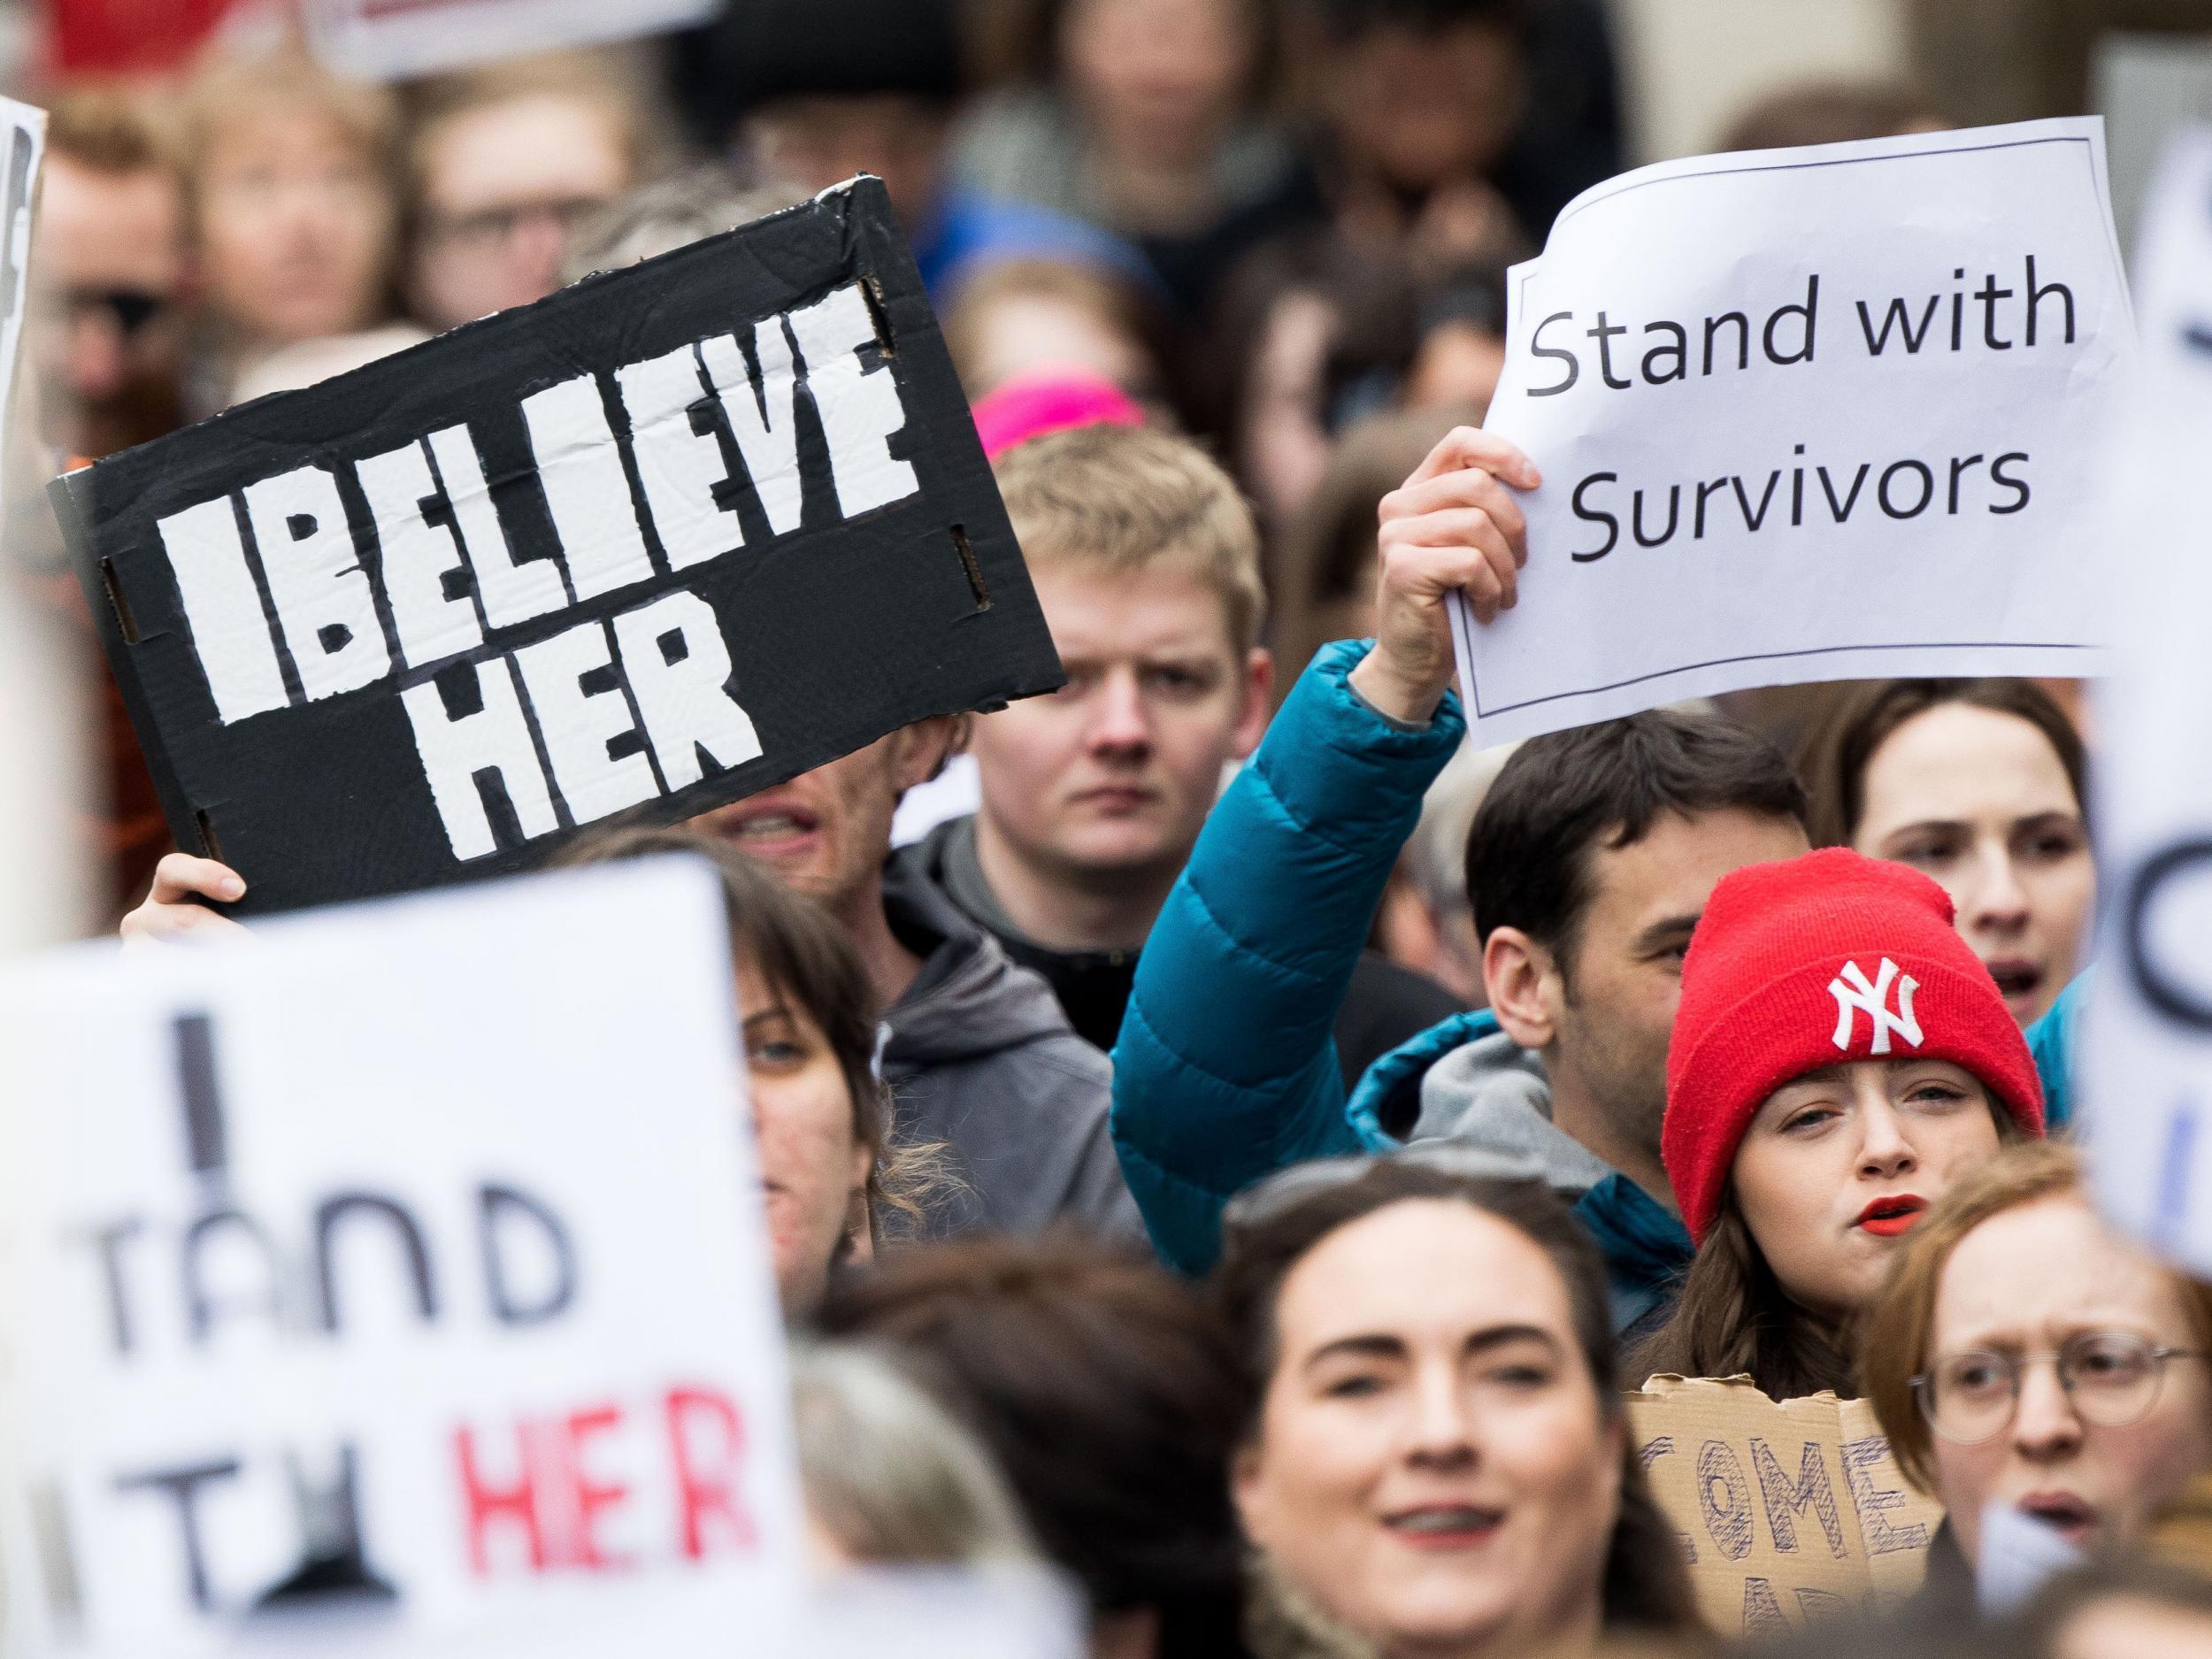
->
xmin=1829 ymin=958 xmax=1924 ymax=1055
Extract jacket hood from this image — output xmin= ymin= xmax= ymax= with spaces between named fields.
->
xmin=879 ymin=849 xmax=1079 ymax=1069
xmin=1346 ymin=1009 xmax=1615 ymax=1197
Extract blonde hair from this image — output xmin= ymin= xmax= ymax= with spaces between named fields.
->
xmin=402 ymin=48 xmax=663 ymax=220
xmin=1859 ymin=1141 xmax=2212 ymax=1492
xmin=992 ymin=422 xmax=1266 ymax=654
xmin=789 ymin=1340 xmax=1039 ymax=1565
xmin=179 ymin=34 xmax=400 ymax=196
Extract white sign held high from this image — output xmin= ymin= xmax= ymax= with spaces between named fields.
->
xmin=1448 ymin=118 xmax=2133 ymax=747
xmin=0 ymin=858 xmax=805 ymax=1658
xmin=2083 ymin=127 xmax=2212 ymax=1280
xmin=303 ymin=0 xmax=717 ymax=80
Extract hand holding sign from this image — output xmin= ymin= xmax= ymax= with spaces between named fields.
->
xmin=1351 ymin=427 xmax=1537 ymax=726
xmin=119 ymin=853 xmax=249 ymax=944
xmin=60 ymin=178 xmax=1063 ymax=917
xmin=1442 ymin=117 xmax=2131 ymax=746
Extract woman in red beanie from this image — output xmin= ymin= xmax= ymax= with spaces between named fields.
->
xmin=1633 ymin=848 xmax=2045 ymax=1399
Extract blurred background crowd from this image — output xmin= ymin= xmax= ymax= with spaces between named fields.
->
xmin=6 ymin=0 xmax=2208 ymax=946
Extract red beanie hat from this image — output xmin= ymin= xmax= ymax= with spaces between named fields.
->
xmin=1663 ymin=848 xmax=2043 ymax=1247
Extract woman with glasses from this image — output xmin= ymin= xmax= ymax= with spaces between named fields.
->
xmin=1214 ymin=1155 xmax=1697 ymax=1657
xmin=1862 ymin=1141 xmax=2212 ymax=1578
xmin=1632 ymin=848 xmax=2046 ymax=1397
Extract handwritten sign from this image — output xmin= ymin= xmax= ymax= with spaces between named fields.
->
xmin=1450 ymin=118 xmax=2132 ymax=746
xmin=55 ymin=178 xmax=1062 ymax=916
xmin=0 ymin=858 xmax=806 ymax=1657
xmin=2083 ymin=127 xmax=2212 ymax=1279
xmin=1629 ymin=1376 xmax=1943 ymax=1641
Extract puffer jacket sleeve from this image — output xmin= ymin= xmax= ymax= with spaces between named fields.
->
xmin=1111 ymin=640 xmax=1469 ymax=1274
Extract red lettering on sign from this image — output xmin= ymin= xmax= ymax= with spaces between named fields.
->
xmin=455 ymin=1420 xmax=547 ymax=1574
xmin=565 ymin=1402 xmax=633 ymax=1570
xmin=665 ymin=1385 xmax=754 ymax=1558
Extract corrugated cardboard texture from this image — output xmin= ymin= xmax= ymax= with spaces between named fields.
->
xmin=1628 ymin=1374 xmax=1945 ymax=1641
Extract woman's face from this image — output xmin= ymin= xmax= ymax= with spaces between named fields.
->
xmin=738 ymin=964 xmax=869 ymax=1318
xmin=1061 ymin=0 xmax=1249 ymax=164
xmin=1732 ymin=1058 xmax=2002 ymax=1320
xmin=1855 ymin=703 xmax=2093 ymax=1026
xmin=1233 ymin=1200 xmax=1618 ymax=1659
xmin=1927 ymin=1194 xmax=2212 ymax=1564
xmin=196 ymin=104 xmax=394 ymax=350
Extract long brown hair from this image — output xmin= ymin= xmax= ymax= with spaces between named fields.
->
xmin=1213 ymin=1162 xmax=1700 ymax=1637
xmin=1630 ymin=1203 xmax=1853 ymax=1399
xmin=1796 ymin=678 xmax=2087 ymax=852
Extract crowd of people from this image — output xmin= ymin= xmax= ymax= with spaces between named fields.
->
xmin=16 ymin=2 xmax=2212 ymax=1656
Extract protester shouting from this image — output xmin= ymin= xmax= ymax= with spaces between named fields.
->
xmin=1212 ymin=1158 xmax=1696 ymax=1658
xmin=1861 ymin=1142 xmax=2212 ymax=1584
xmin=1110 ymin=425 xmax=1808 ymax=1332
xmin=121 ymin=718 xmax=1137 ymax=1244
xmin=1632 ymin=848 xmax=2046 ymax=1397
xmin=1800 ymin=679 xmax=2093 ymax=1030
xmin=905 ymin=420 xmax=1461 ymax=1083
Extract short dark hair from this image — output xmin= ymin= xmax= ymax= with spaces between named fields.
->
xmin=1464 ymin=708 xmax=1808 ymax=961
xmin=1794 ymin=678 xmax=2087 ymax=851
xmin=818 ymin=1237 xmax=1249 ymax=1659
xmin=1211 ymin=1163 xmax=1696 ymax=1635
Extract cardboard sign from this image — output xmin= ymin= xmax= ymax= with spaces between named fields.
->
xmin=55 ymin=179 xmax=1062 ymax=917
xmin=2082 ymin=128 xmax=2212 ymax=1278
xmin=0 ymin=858 xmax=807 ymax=1657
xmin=1448 ymin=119 xmax=2132 ymax=747
xmin=1628 ymin=1377 xmax=1943 ymax=1641
xmin=303 ymin=0 xmax=718 ymax=80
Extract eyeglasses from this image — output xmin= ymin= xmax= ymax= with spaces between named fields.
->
xmin=1220 ymin=1141 xmax=1541 ymax=1233
xmin=428 ymin=195 xmax=611 ymax=253
xmin=1912 ymin=1331 xmax=2207 ymax=1444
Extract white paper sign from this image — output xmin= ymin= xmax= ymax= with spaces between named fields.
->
xmin=304 ymin=0 xmax=718 ymax=81
xmin=2082 ymin=127 xmax=2212 ymax=1280
xmin=1448 ymin=119 xmax=2133 ymax=747
xmin=0 ymin=857 xmax=806 ymax=1658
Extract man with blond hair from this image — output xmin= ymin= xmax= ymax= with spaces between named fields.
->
xmin=899 ymin=421 xmax=1461 ymax=1079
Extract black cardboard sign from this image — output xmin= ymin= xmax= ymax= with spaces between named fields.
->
xmin=56 ymin=178 xmax=1062 ymax=915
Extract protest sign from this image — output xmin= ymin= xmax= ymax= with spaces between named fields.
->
xmin=0 ymin=857 xmax=806 ymax=1658
xmin=303 ymin=0 xmax=718 ymax=80
xmin=0 ymin=96 xmax=38 ymax=438
xmin=1628 ymin=1376 xmax=1943 ymax=1641
xmin=2081 ymin=128 xmax=2212 ymax=1278
xmin=55 ymin=178 xmax=1063 ymax=917
xmin=1448 ymin=119 xmax=2132 ymax=748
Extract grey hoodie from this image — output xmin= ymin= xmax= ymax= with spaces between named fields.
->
xmin=1407 ymin=1026 xmax=1617 ymax=1198
xmin=879 ymin=853 xmax=1144 ymax=1244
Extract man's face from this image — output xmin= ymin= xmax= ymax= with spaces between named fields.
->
xmin=32 ymin=154 xmax=187 ymax=454
xmin=687 ymin=721 xmax=954 ymax=916
xmin=741 ymin=95 xmax=948 ymax=234
xmin=1548 ymin=809 xmax=1809 ymax=1157
xmin=410 ymin=93 xmax=632 ymax=333
xmin=969 ymin=563 xmax=1268 ymax=882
